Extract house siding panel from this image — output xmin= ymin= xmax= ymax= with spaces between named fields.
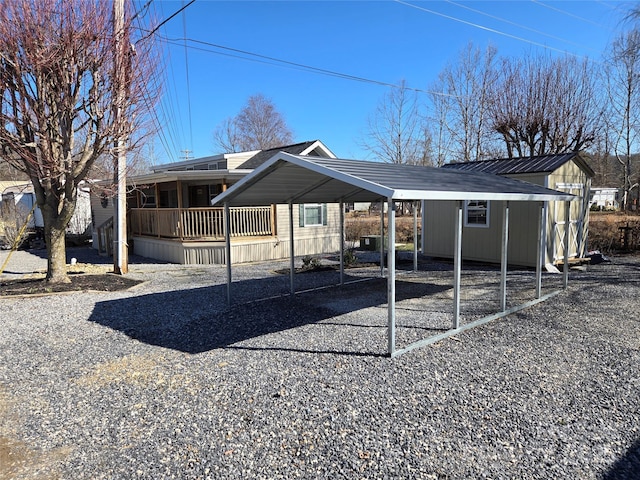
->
xmin=130 ymin=202 xmax=342 ymax=265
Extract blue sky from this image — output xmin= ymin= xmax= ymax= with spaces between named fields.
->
xmin=145 ymin=1 xmax=633 ymax=164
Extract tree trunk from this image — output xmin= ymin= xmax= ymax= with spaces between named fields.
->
xmin=45 ymin=222 xmax=70 ymax=284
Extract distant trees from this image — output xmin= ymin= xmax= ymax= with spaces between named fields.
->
xmin=488 ymin=54 xmax=600 ymax=158
xmin=602 ymin=29 xmax=640 ymax=210
xmin=0 ymin=0 xmax=157 ymax=283
xmin=423 ymin=45 xmax=601 ymax=162
xmin=361 ymin=80 xmax=433 ymax=165
xmin=212 ymin=94 xmax=293 ymax=152
xmin=429 ymin=44 xmax=498 ymax=162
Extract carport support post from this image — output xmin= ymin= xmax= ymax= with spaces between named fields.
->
xmin=387 ymin=198 xmax=396 ymax=356
xmin=536 ymin=202 xmax=545 ymax=299
xmin=453 ymin=201 xmax=463 ymax=329
xmin=289 ymin=201 xmax=295 ymax=295
xmin=380 ymin=201 xmax=385 ymax=277
xmin=339 ymin=200 xmax=345 ymax=285
xmin=224 ymin=202 xmax=232 ymax=305
xmin=500 ymin=201 xmax=509 ymax=311
xmin=563 ymin=200 xmax=570 ymax=289
xmin=413 ymin=201 xmax=418 ymax=272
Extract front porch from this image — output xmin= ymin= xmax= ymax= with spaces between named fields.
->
xmin=129 ymin=205 xmax=275 ymax=241
xmin=95 ymin=204 xmax=341 ymax=265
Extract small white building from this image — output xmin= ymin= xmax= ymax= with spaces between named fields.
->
xmin=590 ymin=187 xmax=619 ymax=210
xmin=1 ymin=182 xmax=92 ymax=243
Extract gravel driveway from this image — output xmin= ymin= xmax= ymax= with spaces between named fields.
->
xmin=1 ymin=247 xmax=639 ymax=479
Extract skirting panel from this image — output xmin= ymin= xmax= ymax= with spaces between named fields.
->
xmin=131 ymin=235 xmax=341 ymax=265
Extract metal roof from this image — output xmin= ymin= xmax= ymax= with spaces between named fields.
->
xmin=442 ymin=152 xmax=595 ymax=177
xmin=213 ymin=153 xmax=576 ymax=207
xmin=235 ymin=140 xmax=334 ymax=170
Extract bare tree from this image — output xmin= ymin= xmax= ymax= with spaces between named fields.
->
xmin=429 ymin=43 xmax=498 ymax=162
xmin=603 ymin=29 xmax=640 ymax=210
xmin=489 ymin=54 xmax=600 ymax=158
xmin=0 ymin=0 xmax=157 ymax=283
xmin=212 ymin=94 xmax=293 ymax=152
xmin=362 ymin=80 xmax=432 ymax=165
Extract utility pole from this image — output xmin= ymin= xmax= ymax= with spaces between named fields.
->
xmin=113 ymin=0 xmax=128 ymax=274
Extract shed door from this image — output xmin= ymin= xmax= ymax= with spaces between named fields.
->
xmin=553 ymin=183 xmax=583 ymax=262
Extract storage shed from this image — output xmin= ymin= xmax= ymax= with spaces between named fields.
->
xmin=422 ymin=153 xmax=594 ymax=268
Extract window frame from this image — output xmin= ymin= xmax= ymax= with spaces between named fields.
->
xmin=464 ymin=200 xmax=490 ymax=228
xmin=299 ymin=203 xmax=328 ymax=227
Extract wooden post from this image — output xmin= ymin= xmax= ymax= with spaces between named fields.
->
xmin=112 ymin=0 xmax=128 ymax=274
xmin=270 ymin=204 xmax=277 ymax=236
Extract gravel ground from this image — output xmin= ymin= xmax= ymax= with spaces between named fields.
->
xmin=0 ymin=247 xmax=639 ymax=479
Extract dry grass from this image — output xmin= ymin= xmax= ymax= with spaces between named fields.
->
xmin=345 ymin=213 xmax=420 ymax=245
xmin=588 ymin=211 xmax=640 ymax=253
xmin=75 ymin=353 xmax=200 ymax=394
xmin=346 ymin=211 xmax=640 ymax=254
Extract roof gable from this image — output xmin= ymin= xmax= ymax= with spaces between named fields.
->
xmin=442 ymin=152 xmax=594 ymax=178
xmin=235 ymin=140 xmax=335 ymax=170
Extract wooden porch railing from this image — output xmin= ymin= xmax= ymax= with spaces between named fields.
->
xmin=96 ymin=216 xmax=113 ymax=255
xmin=129 ymin=206 xmax=275 ymax=240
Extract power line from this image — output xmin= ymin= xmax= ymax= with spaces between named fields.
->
xmin=445 ymin=0 xmax=601 ymax=53
xmin=394 ymin=0 xmax=598 ymax=60
xmin=155 ymin=34 xmax=458 ymax=98
xmin=531 ymin=0 xmax=610 ymax=29
xmin=136 ymin=0 xmax=195 ymax=44
xmin=181 ymin=1 xmax=194 ymax=152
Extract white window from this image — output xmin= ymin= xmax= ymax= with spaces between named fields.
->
xmin=299 ymin=204 xmax=327 ymax=227
xmin=140 ymin=187 xmax=156 ymax=208
xmin=464 ymin=200 xmax=490 ymax=228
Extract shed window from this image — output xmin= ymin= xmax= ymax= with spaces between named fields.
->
xmin=464 ymin=200 xmax=490 ymax=228
xmin=299 ymin=203 xmax=328 ymax=227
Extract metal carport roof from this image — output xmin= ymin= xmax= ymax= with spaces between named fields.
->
xmin=213 ymin=153 xmax=576 ymax=206
xmin=214 ymin=153 xmax=576 ymax=357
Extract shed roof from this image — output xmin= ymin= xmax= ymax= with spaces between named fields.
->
xmin=213 ymin=153 xmax=576 ymax=207
xmin=443 ymin=152 xmax=595 ymax=177
xmin=442 ymin=152 xmax=595 ymax=177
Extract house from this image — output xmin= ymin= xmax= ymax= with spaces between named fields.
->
xmin=590 ymin=187 xmax=619 ymax=210
xmin=1 ymin=181 xmax=92 ymax=245
xmin=422 ymin=152 xmax=594 ymax=268
xmin=91 ymin=140 xmax=343 ymax=264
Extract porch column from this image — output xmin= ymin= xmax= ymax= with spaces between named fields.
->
xmin=177 ymin=181 xmax=184 ymax=239
xmin=387 ymin=198 xmax=396 ymax=357
xmin=536 ymin=202 xmax=545 ymax=299
xmin=289 ymin=201 xmax=295 ymax=295
xmin=224 ymin=202 xmax=232 ymax=305
xmin=563 ymin=200 xmax=570 ymax=289
xmin=339 ymin=200 xmax=345 ymax=285
xmin=453 ymin=200 xmax=463 ymax=329
xmin=500 ymin=201 xmax=509 ymax=311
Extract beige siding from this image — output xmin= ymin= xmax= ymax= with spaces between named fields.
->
xmin=129 ymin=202 xmax=342 ymax=265
xmin=546 ymin=161 xmax=591 ymax=261
xmin=423 ymin=160 xmax=591 ymax=267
